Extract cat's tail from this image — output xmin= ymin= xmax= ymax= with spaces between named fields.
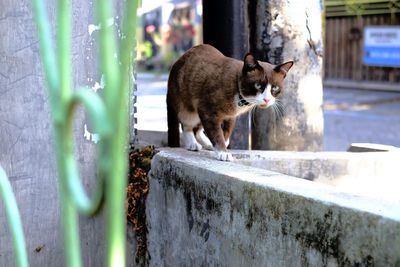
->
xmin=167 ymin=95 xmax=180 ymax=147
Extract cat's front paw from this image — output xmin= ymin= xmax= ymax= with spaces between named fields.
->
xmin=215 ymin=150 xmax=233 ymax=161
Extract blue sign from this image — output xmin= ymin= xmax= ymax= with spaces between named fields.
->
xmin=363 ymin=26 xmax=400 ymax=67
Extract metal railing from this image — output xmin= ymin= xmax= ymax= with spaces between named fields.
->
xmin=325 ymin=0 xmax=400 ymax=17
xmin=0 ymin=0 xmax=139 ymax=266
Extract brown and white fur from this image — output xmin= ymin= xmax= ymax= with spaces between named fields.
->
xmin=167 ymin=44 xmax=293 ymax=161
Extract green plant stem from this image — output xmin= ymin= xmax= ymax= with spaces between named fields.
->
xmin=31 ymin=0 xmax=59 ymax=117
xmin=56 ymin=0 xmax=83 ymax=265
xmin=0 ymin=167 xmax=29 ymax=267
xmin=29 ymin=0 xmax=139 ymax=266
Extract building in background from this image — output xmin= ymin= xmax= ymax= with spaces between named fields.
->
xmin=324 ymin=0 xmax=400 ymax=91
xmin=137 ymin=0 xmax=202 ymax=71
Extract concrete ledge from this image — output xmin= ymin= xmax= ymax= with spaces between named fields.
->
xmin=137 ymin=130 xmax=168 ymax=147
xmin=230 ymin=149 xmax=400 ymax=201
xmin=347 ymin=143 xmax=400 ymax=152
xmin=324 ymin=79 xmax=400 ymax=92
xmin=147 ymin=148 xmax=400 ymax=266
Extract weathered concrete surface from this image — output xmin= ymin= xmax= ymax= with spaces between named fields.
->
xmin=233 ymin=150 xmax=400 ymax=202
xmin=347 ymin=143 xmax=400 ymax=152
xmin=137 ymin=130 xmax=168 ymax=147
xmin=147 ymin=148 xmax=400 ymax=266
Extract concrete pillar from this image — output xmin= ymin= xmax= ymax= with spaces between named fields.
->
xmin=249 ymin=0 xmax=324 ymax=151
xmin=202 ymin=0 xmax=250 ymax=149
xmin=0 ymin=0 xmax=135 ymax=266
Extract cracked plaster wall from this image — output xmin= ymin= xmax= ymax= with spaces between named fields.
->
xmin=0 ymin=0 xmax=136 ymax=266
xmin=250 ymin=0 xmax=324 ymax=151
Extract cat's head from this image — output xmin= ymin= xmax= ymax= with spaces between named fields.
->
xmin=240 ymin=53 xmax=293 ymax=108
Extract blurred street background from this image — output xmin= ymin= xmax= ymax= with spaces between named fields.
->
xmin=134 ymin=0 xmax=400 ymax=151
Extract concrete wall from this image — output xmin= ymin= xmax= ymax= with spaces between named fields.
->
xmin=0 ymin=0 xmax=135 ymax=266
xmin=147 ymin=148 xmax=400 ymax=266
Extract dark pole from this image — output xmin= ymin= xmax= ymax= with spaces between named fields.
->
xmin=202 ymin=0 xmax=250 ymax=149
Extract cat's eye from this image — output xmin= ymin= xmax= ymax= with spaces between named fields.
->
xmin=272 ymin=86 xmax=280 ymax=92
xmin=254 ymin=83 xmax=262 ymax=90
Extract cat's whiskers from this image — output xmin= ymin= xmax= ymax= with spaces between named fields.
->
xmin=250 ymin=105 xmax=258 ymax=126
xmin=270 ymin=99 xmax=285 ymax=122
xmin=275 ymin=99 xmax=285 ymax=118
xmin=248 ymin=98 xmax=285 ymax=126
xmin=272 ymin=105 xmax=280 ymax=122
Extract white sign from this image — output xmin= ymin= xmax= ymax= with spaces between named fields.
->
xmin=364 ymin=26 xmax=400 ymax=47
xmin=363 ymin=26 xmax=400 ymax=67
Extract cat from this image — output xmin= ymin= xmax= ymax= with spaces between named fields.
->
xmin=167 ymin=44 xmax=293 ymax=161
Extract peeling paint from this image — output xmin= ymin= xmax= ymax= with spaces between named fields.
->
xmin=106 ymin=17 xmax=114 ymax=27
xmin=84 ymin=124 xmax=100 ymax=143
xmin=92 ymin=133 xmax=100 ymax=143
xmin=88 ymin=24 xmax=101 ymax=36
xmin=305 ymin=11 xmax=323 ymax=58
xmin=92 ymin=75 xmax=105 ymax=92
xmin=88 ymin=17 xmax=115 ymax=36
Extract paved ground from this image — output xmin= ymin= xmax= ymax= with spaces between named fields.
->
xmin=136 ymin=73 xmax=400 ymax=151
xmin=323 ymin=87 xmax=400 ymax=151
xmin=135 ymin=73 xmax=168 ymax=132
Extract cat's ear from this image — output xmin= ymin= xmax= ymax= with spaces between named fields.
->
xmin=274 ymin=61 xmax=294 ymax=75
xmin=243 ymin=53 xmax=262 ymax=73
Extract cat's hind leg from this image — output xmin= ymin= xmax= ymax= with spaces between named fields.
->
xmin=180 ymin=112 xmax=202 ymax=151
xmin=182 ymin=130 xmax=202 ymax=151
xmin=194 ymin=124 xmax=213 ymax=150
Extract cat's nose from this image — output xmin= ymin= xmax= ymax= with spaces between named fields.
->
xmin=264 ymin=99 xmax=269 ymax=104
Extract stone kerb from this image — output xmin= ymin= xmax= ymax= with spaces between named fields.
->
xmin=146 ymin=148 xmax=400 ymax=266
xmin=231 ymin=149 xmax=400 ymax=201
